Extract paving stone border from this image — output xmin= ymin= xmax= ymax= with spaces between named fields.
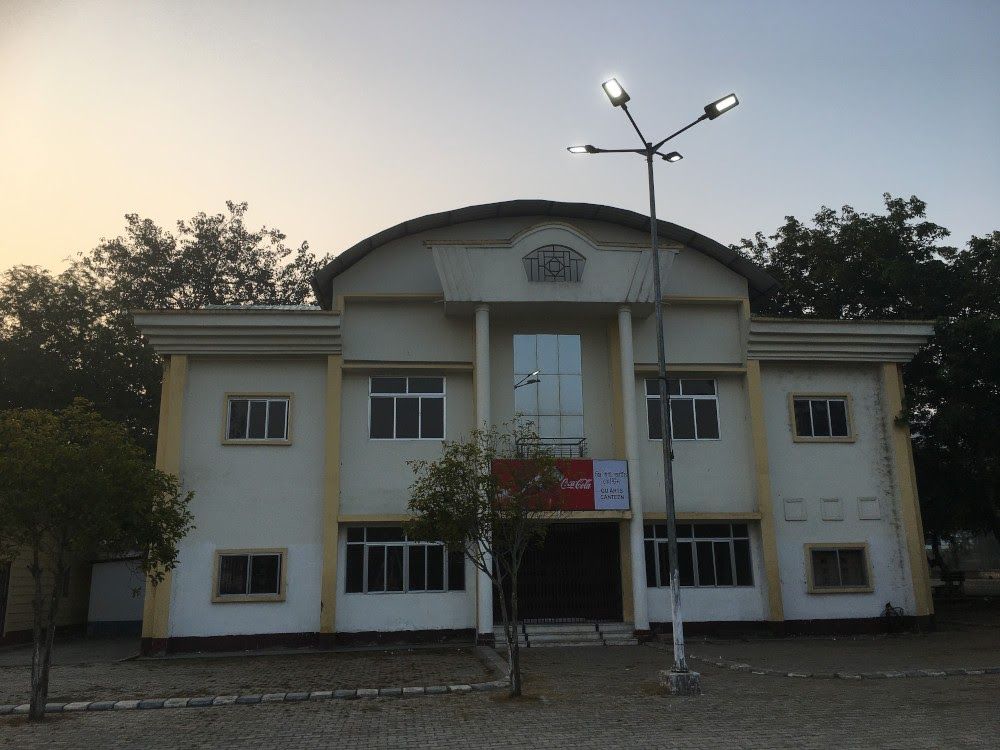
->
xmin=685 ymin=652 xmax=1000 ymax=681
xmin=0 ymin=645 xmax=511 ymax=715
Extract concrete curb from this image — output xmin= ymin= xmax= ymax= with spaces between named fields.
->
xmin=0 ymin=679 xmax=509 ymax=715
xmin=685 ymin=652 xmax=1000 ymax=681
xmin=0 ymin=644 xmax=514 ymax=716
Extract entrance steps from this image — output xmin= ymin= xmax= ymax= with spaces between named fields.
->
xmin=494 ymin=621 xmax=638 ymax=648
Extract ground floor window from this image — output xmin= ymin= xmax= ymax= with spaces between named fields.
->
xmin=644 ymin=522 xmax=753 ymax=588
xmin=212 ymin=549 xmax=285 ymax=602
xmin=806 ymin=544 xmax=872 ymax=593
xmin=345 ymin=527 xmax=465 ymax=594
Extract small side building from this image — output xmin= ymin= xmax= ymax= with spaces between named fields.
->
xmin=0 ymin=550 xmax=91 ymax=646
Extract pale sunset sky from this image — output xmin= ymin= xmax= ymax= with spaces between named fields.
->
xmin=1 ymin=0 xmax=997 ymax=272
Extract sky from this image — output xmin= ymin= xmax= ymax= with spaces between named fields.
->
xmin=1 ymin=0 xmax=998 ymax=272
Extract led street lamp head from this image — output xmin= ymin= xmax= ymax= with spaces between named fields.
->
xmin=662 ymin=151 xmax=683 ymax=162
xmin=567 ymin=145 xmax=598 ymax=154
xmin=601 ymin=78 xmax=630 ymax=107
xmin=704 ymin=93 xmax=739 ymax=119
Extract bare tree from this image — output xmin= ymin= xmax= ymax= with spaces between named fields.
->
xmin=407 ymin=420 xmax=562 ymax=696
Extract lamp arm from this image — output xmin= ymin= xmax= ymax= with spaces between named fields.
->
xmin=651 ymin=114 xmax=708 ymax=152
xmin=620 ymin=104 xmax=648 ymax=147
xmin=589 ymin=147 xmax=648 ymax=154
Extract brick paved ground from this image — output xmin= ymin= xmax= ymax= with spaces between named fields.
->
xmin=2 ymin=645 xmax=997 ymax=749
xmin=684 ymin=628 xmax=1000 ymax=674
xmin=0 ymin=646 xmax=491 ymax=705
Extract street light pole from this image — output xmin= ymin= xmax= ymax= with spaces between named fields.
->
xmin=568 ymin=81 xmax=739 ymax=695
xmin=644 ymin=146 xmax=690 ymax=674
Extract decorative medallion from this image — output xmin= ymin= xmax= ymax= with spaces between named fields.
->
xmin=522 ymin=245 xmax=585 ymax=282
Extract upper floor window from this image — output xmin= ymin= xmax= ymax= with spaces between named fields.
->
xmin=644 ymin=522 xmax=753 ymax=588
xmin=513 ymin=334 xmax=583 ymax=439
xmin=344 ymin=527 xmax=465 ymax=594
xmin=226 ymin=396 xmax=289 ymax=442
xmin=369 ymin=377 xmax=445 ymax=440
xmin=645 ymin=379 xmax=720 ymax=441
xmin=792 ymin=395 xmax=852 ymax=441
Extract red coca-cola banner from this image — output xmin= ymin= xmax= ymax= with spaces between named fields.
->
xmin=492 ymin=458 xmax=630 ymax=511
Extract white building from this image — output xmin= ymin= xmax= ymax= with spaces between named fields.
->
xmin=134 ymin=200 xmax=934 ymax=653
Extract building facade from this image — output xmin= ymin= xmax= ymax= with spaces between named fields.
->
xmin=135 ymin=200 xmax=934 ymax=652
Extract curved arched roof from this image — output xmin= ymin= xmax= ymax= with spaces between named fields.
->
xmin=310 ymin=199 xmax=779 ymax=309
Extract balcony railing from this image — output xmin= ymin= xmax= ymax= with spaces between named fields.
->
xmin=515 ymin=437 xmax=588 ymax=459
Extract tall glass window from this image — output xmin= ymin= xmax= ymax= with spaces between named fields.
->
xmin=513 ymin=334 xmax=583 ymax=438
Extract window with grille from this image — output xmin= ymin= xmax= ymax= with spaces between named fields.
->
xmin=344 ymin=527 xmax=465 ymax=594
xmin=226 ymin=396 xmax=289 ymax=442
xmin=522 ymin=245 xmax=586 ymax=282
xmin=645 ymin=379 xmax=720 ymax=441
xmin=369 ymin=377 xmax=445 ymax=440
xmin=513 ymin=334 xmax=583 ymax=440
xmin=807 ymin=545 xmax=871 ymax=592
xmin=644 ymin=523 xmax=753 ymax=588
xmin=792 ymin=396 xmax=852 ymax=440
xmin=213 ymin=550 xmax=284 ymax=602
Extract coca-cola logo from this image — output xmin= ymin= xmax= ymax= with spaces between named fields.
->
xmin=560 ymin=477 xmax=593 ymax=490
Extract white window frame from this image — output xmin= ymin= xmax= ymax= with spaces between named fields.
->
xmin=344 ymin=527 xmax=464 ymax=595
xmin=645 ymin=378 xmax=721 ymax=442
xmin=644 ymin=522 xmax=754 ymax=588
xmin=790 ymin=393 xmax=855 ymax=443
xmin=223 ymin=394 xmax=291 ymax=445
xmin=212 ymin=548 xmax=286 ymax=603
xmin=368 ymin=376 xmax=446 ymax=441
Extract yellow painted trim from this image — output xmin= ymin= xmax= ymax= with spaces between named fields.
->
xmin=788 ymin=392 xmax=857 ymax=443
xmin=618 ymin=520 xmax=634 ymax=622
xmin=882 ymin=363 xmax=934 ymax=615
xmin=339 ymin=511 xmax=635 ymax=522
xmin=608 ymin=321 xmax=625 ymax=459
xmin=644 ymin=511 xmax=762 ymax=521
xmin=746 ymin=359 xmax=785 ymax=621
xmin=210 ymin=548 xmax=288 ymax=603
xmin=545 ymin=510 xmax=633 ymax=520
xmin=342 ymin=360 xmax=474 ymax=372
xmin=662 ymin=295 xmax=747 ymax=305
xmin=342 ymin=293 xmax=444 ymax=304
xmin=319 ymin=355 xmax=343 ymax=633
xmin=220 ymin=392 xmax=293 ymax=446
xmin=804 ymin=542 xmax=875 ymax=595
xmin=334 ymin=293 xmax=444 ymax=315
xmin=634 ymin=363 xmax=747 ymax=374
xmin=142 ymin=354 xmax=188 ymax=640
xmin=339 ymin=514 xmax=413 ymax=523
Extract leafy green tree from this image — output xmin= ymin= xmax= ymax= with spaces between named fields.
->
xmin=0 ymin=202 xmax=331 ymax=453
xmin=407 ymin=421 xmax=562 ymax=697
xmin=739 ymin=195 xmax=959 ymax=319
xmin=0 ymin=400 xmax=193 ymax=720
xmin=739 ymin=195 xmax=999 ymax=550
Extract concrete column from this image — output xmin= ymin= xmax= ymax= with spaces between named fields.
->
xmin=617 ymin=306 xmax=650 ymax=631
xmin=319 ymin=354 xmax=344 ymax=636
xmin=474 ymin=305 xmax=494 ymax=639
xmin=141 ymin=354 xmax=187 ymax=652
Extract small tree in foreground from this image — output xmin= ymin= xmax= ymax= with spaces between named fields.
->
xmin=0 ymin=400 xmax=193 ymax=721
xmin=407 ymin=421 xmax=562 ymax=697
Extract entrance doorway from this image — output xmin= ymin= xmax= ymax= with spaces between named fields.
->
xmin=498 ymin=522 xmax=623 ymax=622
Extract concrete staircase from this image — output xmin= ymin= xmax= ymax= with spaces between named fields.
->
xmin=494 ymin=621 xmax=638 ymax=648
